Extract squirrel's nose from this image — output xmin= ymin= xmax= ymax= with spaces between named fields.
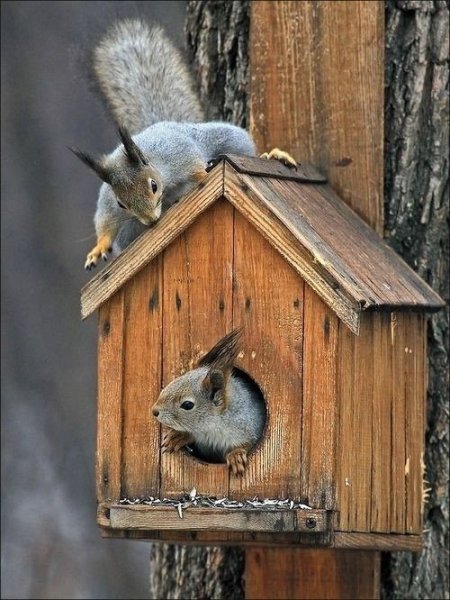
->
xmin=152 ymin=408 xmax=159 ymax=417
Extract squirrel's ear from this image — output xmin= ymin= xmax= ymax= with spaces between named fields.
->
xmin=202 ymin=368 xmax=226 ymax=407
xmin=69 ymin=147 xmax=112 ymax=184
xmin=118 ymin=126 xmax=148 ymax=166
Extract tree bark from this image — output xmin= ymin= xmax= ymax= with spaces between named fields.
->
xmin=382 ymin=2 xmax=449 ymax=598
xmin=149 ymin=1 xmax=449 ymax=598
xmin=149 ymin=3 xmax=249 ymax=599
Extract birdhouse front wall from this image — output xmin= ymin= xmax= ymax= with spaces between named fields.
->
xmin=96 ymin=197 xmax=426 ymax=542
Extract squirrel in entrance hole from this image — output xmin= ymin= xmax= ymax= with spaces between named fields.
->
xmin=152 ymin=329 xmax=266 ymax=476
xmin=70 ymin=19 xmax=298 ymax=270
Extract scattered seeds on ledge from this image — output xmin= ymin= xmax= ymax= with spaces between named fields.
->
xmin=119 ymin=489 xmax=312 ymax=518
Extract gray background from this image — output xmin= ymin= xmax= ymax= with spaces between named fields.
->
xmin=1 ymin=2 xmax=186 ymax=598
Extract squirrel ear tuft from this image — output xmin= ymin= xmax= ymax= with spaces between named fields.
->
xmin=68 ymin=147 xmax=112 ymax=184
xmin=202 ymin=368 xmax=226 ymax=407
xmin=117 ymin=126 xmax=148 ymax=166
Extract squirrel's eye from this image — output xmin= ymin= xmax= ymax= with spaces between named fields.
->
xmin=180 ymin=400 xmax=194 ymax=411
xmin=150 ymin=179 xmax=158 ymax=194
xmin=117 ymin=200 xmax=126 ymax=209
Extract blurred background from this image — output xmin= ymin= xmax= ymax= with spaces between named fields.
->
xmin=1 ymin=2 xmax=187 ymax=598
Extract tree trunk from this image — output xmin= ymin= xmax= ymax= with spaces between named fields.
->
xmin=382 ymin=1 xmax=449 ymax=598
xmin=149 ymin=1 xmax=449 ymax=598
xmin=149 ymin=2 xmax=249 ymax=599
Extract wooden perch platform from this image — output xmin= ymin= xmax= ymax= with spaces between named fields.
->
xmin=81 ymin=155 xmax=444 ymax=334
xmin=109 ymin=505 xmax=331 ymax=533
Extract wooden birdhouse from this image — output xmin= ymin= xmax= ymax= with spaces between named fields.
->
xmin=81 ymin=155 xmax=444 ymax=550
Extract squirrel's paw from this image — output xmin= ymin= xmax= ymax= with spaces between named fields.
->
xmin=162 ymin=429 xmax=194 ymax=454
xmin=226 ymin=447 xmax=248 ymax=477
xmin=85 ymin=240 xmax=112 ymax=270
xmin=260 ymin=148 xmax=298 ymax=170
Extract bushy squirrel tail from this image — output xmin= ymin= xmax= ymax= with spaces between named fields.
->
xmin=93 ymin=19 xmax=204 ymax=133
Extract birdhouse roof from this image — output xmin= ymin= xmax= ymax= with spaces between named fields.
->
xmin=81 ymin=155 xmax=444 ymax=334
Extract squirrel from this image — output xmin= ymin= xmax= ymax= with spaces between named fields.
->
xmin=71 ymin=19 xmax=297 ymax=270
xmin=152 ymin=329 xmax=267 ymax=477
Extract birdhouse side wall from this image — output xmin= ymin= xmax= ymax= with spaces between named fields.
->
xmin=335 ymin=311 xmax=426 ymax=535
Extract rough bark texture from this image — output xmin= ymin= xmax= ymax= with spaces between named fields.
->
xmin=382 ymin=1 xmax=449 ymax=599
xmin=185 ymin=0 xmax=250 ymax=126
xmin=148 ymin=2 xmax=249 ymax=599
xmin=149 ymin=1 xmax=449 ymax=598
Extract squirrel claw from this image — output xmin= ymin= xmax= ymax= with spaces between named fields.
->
xmin=226 ymin=448 xmax=248 ymax=477
xmin=85 ymin=239 xmax=112 ymax=270
xmin=162 ymin=429 xmax=193 ymax=454
xmin=260 ymin=148 xmax=298 ymax=170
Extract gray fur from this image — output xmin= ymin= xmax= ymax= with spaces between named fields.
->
xmin=95 ymin=121 xmax=256 ymax=251
xmin=93 ymin=20 xmax=205 ymax=134
xmin=154 ymin=365 xmax=266 ymax=463
xmin=82 ymin=19 xmax=257 ymax=264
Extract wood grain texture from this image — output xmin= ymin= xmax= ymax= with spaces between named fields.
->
xmin=223 ymin=166 xmax=361 ymax=334
xmin=96 ymin=292 xmax=125 ymax=505
xmin=336 ymin=316 xmax=379 ymax=532
xmin=246 ymin=548 xmax=380 ymax=600
xmin=83 ymin=156 xmax=444 ymax=324
xmin=404 ymin=312 xmax=426 ymax=534
xmin=109 ymin=506 xmax=330 ymax=533
xmin=249 ymin=0 xmax=384 ymax=233
xmin=336 ymin=312 xmax=426 ymax=534
xmin=370 ymin=313 xmax=392 ymax=532
xmin=220 ymin=153 xmax=326 ymax=182
xmin=120 ymin=259 xmax=162 ymax=498
xmin=236 ymin=173 xmax=444 ymax=311
xmin=248 ymin=2 xmax=384 ymax=594
xmin=81 ymin=163 xmax=224 ymax=319
xmin=160 ymin=200 xmax=233 ymax=498
xmin=231 ymin=210 xmax=304 ymax=499
xmin=301 ymin=288 xmax=338 ymax=508
xmin=390 ymin=312 xmax=407 ymax=532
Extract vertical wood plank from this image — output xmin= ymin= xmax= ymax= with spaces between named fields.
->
xmin=337 ymin=316 xmax=374 ymax=532
xmin=250 ymin=0 xmax=384 ymax=232
xmin=246 ymin=548 xmax=380 ymax=600
xmin=231 ymin=211 xmax=304 ymax=499
xmin=121 ymin=259 xmax=162 ymax=498
xmin=370 ymin=313 xmax=392 ymax=532
xmin=97 ymin=292 xmax=125 ymax=505
xmin=160 ymin=200 xmax=233 ymax=498
xmin=391 ymin=312 xmax=406 ymax=532
xmin=405 ymin=313 xmax=425 ymax=534
xmin=301 ymin=286 xmax=338 ymax=508
xmin=248 ymin=1 xmax=383 ymax=594
xmin=335 ymin=319 xmax=353 ymax=531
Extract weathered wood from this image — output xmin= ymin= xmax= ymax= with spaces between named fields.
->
xmin=99 ymin=507 xmax=422 ymax=551
xmin=236 ymin=174 xmax=444 ymax=311
xmin=246 ymin=548 xmax=380 ymax=600
xmin=335 ymin=312 xmax=426 ymax=534
xmin=160 ymin=200 xmax=233 ymax=498
xmin=391 ymin=312 xmax=407 ymax=533
xmin=81 ymin=163 xmax=224 ymax=319
xmin=301 ymin=288 xmax=338 ymax=508
xmin=82 ymin=157 xmax=444 ymax=324
xmin=120 ymin=259 xmax=162 ymax=498
xmin=231 ymin=210 xmax=304 ymax=499
xmin=109 ymin=505 xmax=331 ymax=533
xmin=249 ymin=0 xmax=385 ymax=234
xmin=332 ymin=533 xmax=422 ymax=553
xmin=370 ymin=313 xmax=392 ymax=532
xmin=219 ymin=153 xmax=327 ymax=182
xmin=404 ymin=312 xmax=426 ymax=534
xmin=96 ymin=292 xmax=125 ymax=505
xmin=247 ymin=1 xmax=385 ymax=597
xmin=223 ymin=166 xmax=361 ymax=335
